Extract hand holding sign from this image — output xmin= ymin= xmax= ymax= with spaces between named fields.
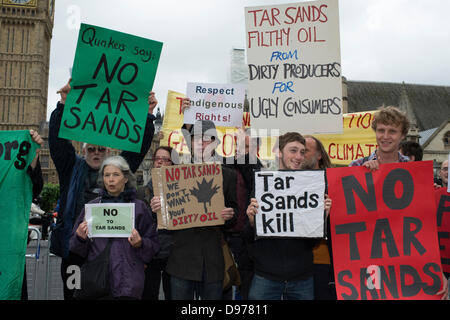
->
xmin=76 ymin=221 xmax=89 ymax=240
xmin=148 ymin=91 xmax=158 ymax=114
xmin=59 ymin=24 xmax=163 ymax=152
xmin=57 ymin=78 xmax=72 ymax=105
xmin=128 ymin=229 xmax=142 ymax=248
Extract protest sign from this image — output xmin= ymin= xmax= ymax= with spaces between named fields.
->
xmin=152 ymin=163 xmax=225 ymax=230
xmin=160 ymin=90 xmax=276 ymax=159
xmin=255 ymin=170 xmax=325 ymax=238
xmin=59 ymin=23 xmax=163 ymax=152
xmin=0 ymin=131 xmax=39 ymax=300
xmin=327 ymin=161 xmax=444 ymax=300
xmin=245 ymin=0 xmax=343 ymax=135
xmin=85 ymin=203 xmax=135 ymax=238
xmin=316 ymin=111 xmax=377 ymax=165
xmin=184 ymin=82 xmax=246 ymax=127
xmin=436 ymin=187 xmax=450 ymax=274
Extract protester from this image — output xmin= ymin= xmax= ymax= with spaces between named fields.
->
xmin=438 ymin=160 xmax=449 ymax=188
xmin=21 ymin=130 xmax=44 ymax=300
xmin=303 ymin=135 xmax=336 ymax=300
xmin=245 ymin=132 xmax=332 ymax=300
xmin=347 ymin=106 xmax=449 ymax=299
xmin=222 ymin=127 xmax=263 ymax=300
xmin=138 ymin=146 xmax=179 ymax=300
xmin=70 ymin=156 xmax=159 ymax=300
xmin=49 ymin=79 xmax=157 ymax=299
xmin=349 ymin=106 xmax=410 ymax=169
xmin=399 ymin=140 xmax=423 ymax=161
xmin=150 ymin=120 xmax=238 ymax=300
xmin=28 ymin=129 xmax=44 ymax=200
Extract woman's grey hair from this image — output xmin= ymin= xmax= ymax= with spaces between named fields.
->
xmin=97 ymin=155 xmax=137 ymax=190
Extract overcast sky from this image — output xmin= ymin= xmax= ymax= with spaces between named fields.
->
xmin=47 ymin=0 xmax=450 ymax=119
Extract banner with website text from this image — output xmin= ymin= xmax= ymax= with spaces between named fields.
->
xmin=0 ymin=131 xmax=39 ymax=300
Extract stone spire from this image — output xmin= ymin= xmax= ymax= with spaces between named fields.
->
xmin=398 ymin=82 xmax=419 ymax=142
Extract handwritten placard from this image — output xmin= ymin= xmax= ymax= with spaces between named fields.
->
xmin=152 ymin=163 xmax=225 ymax=230
xmin=184 ymin=82 xmax=246 ymax=127
xmin=59 ymin=23 xmax=163 ymax=152
xmin=255 ymin=170 xmax=325 ymax=238
xmin=245 ymin=0 xmax=343 ymax=134
xmin=328 ymin=162 xmax=444 ymax=300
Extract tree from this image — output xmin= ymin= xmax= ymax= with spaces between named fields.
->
xmin=39 ymin=183 xmax=60 ymax=213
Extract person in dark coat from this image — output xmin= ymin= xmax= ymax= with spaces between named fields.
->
xmin=70 ymin=156 xmax=159 ymax=300
xmin=245 ymin=132 xmax=332 ymax=300
xmin=137 ymin=146 xmax=178 ymax=300
xmin=150 ymin=120 xmax=238 ymax=300
xmin=22 ymin=130 xmax=44 ymax=300
xmin=49 ymin=79 xmax=157 ymax=299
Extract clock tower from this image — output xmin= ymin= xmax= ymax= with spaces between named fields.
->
xmin=0 ymin=0 xmax=55 ymax=131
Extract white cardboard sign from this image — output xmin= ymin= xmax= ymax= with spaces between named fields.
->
xmin=255 ymin=170 xmax=326 ymax=238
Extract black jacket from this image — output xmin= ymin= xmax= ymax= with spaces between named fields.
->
xmin=165 ymin=165 xmax=238 ymax=282
xmin=247 ymin=232 xmax=317 ymax=282
xmin=244 ymin=168 xmax=319 ymax=282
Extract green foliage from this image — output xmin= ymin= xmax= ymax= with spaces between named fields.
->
xmin=39 ymin=183 xmax=60 ymax=212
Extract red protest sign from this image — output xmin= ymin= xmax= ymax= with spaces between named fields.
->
xmin=436 ymin=187 xmax=450 ymax=274
xmin=327 ymin=161 xmax=444 ymax=300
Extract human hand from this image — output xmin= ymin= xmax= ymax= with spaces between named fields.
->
xmin=128 ymin=229 xmax=142 ymax=248
xmin=148 ymin=91 xmax=158 ymax=114
xmin=324 ymin=194 xmax=332 ymax=219
xmin=220 ymin=207 xmax=235 ymax=221
xmin=29 ymin=130 xmax=43 ymax=169
xmin=57 ymin=78 xmax=72 ymax=105
xmin=246 ymin=198 xmax=259 ymax=227
xmin=437 ymin=273 xmax=449 ymax=300
xmin=150 ymin=196 xmax=161 ymax=212
xmin=362 ymin=159 xmax=380 ymax=171
xmin=76 ymin=221 xmax=89 ymax=240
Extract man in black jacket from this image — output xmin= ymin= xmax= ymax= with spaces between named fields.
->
xmin=151 ymin=120 xmax=238 ymax=300
xmin=245 ymin=132 xmax=332 ymax=300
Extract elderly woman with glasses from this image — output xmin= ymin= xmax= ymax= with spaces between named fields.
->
xmin=69 ymin=155 xmax=160 ymax=300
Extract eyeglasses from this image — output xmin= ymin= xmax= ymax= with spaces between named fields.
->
xmin=193 ymin=135 xmax=214 ymax=142
xmin=154 ymin=156 xmax=172 ymax=163
xmin=87 ymin=146 xmax=106 ymax=153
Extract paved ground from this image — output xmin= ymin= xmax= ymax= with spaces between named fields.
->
xmin=25 ymin=239 xmax=165 ymax=300
xmin=26 ymin=239 xmax=64 ymax=300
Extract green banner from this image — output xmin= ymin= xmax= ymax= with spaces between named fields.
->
xmin=85 ymin=203 xmax=135 ymax=238
xmin=0 ymin=131 xmax=39 ymax=300
xmin=59 ymin=23 xmax=163 ymax=152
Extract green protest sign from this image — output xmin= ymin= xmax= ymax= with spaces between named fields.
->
xmin=59 ymin=23 xmax=163 ymax=152
xmin=85 ymin=203 xmax=135 ymax=238
xmin=0 ymin=131 xmax=39 ymax=300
